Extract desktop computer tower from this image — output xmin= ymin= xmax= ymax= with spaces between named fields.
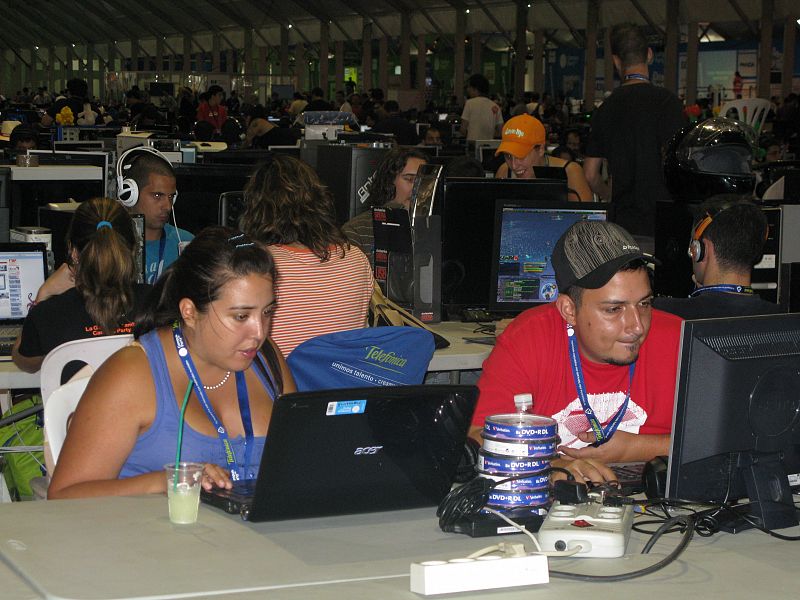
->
xmin=316 ymin=145 xmax=390 ymax=225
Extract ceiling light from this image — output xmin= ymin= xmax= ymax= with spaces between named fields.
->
xmin=465 ymin=9 xmax=470 ymax=14
xmin=288 ymin=24 xmax=293 ymax=29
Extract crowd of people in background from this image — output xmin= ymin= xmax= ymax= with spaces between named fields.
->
xmin=1 ymin=73 xmax=799 ymax=164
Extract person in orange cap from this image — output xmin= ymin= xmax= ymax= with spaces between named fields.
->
xmin=494 ymin=114 xmax=592 ymax=201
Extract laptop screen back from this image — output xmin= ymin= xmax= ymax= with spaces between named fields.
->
xmin=246 ymin=385 xmax=478 ymax=522
xmin=0 ymin=244 xmax=47 ymax=322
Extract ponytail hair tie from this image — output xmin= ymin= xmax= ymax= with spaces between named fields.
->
xmin=96 ymin=221 xmax=113 ymax=230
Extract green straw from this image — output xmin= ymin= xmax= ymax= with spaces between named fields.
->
xmin=172 ymin=381 xmax=194 ymax=491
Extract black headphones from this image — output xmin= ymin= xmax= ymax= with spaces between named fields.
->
xmin=116 ymin=146 xmax=177 ymax=208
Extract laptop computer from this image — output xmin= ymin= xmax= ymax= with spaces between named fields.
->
xmin=0 ymin=243 xmax=48 ymax=360
xmin=201 ymin=384 xmax=478 ymax=522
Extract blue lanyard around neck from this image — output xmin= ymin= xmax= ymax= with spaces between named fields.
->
xmin=690 ymin=284 xmax=754 ymax=297
xmin=624 ymin=73 xmax=650 ymax=83
xmin=566 ymin=324 xmax=635 ymax=446
xmin=171 ymin=323 xmax=254 ymax=481
xmin=147 ymin=233 xmax=168 ymax=285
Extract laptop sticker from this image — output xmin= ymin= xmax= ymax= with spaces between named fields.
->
xmin=326 ymin=400 xmax=367 ymax=416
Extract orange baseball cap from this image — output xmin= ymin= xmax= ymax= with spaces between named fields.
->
xmin=495 ymin=114 xmax=546 ymax=158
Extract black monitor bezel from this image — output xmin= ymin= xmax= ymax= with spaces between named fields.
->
xmin=487 ymin=199 xmax=610 ymax=313
xmin=667 ymin=314 xmax=800 ymax=530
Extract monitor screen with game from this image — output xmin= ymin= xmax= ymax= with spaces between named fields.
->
xmin=488 ymin=201 xmax=608 ymax=311
xmin=435 ymin=178 xmax=569 ymax=313
xmin=667 ymin=314 xmax=800 ymax=532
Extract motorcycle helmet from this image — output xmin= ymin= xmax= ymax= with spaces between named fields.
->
xmin=664 ymin=117 xmax=757 ymax=202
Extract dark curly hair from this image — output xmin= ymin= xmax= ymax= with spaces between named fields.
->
xmin=369 ymin=147 xmax=428 ymax=208
xmin=239 ymin=154 xmax=349 ymax=261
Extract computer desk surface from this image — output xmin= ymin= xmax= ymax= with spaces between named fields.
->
xmin=0 ymin=494 xmax=797 ymax=599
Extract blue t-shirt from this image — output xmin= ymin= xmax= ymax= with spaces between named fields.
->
xmin=145 ymin=224 xmax=193 ymax=284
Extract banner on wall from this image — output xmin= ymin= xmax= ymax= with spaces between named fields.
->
xmin=737 ymin=51 xmax=757 ymax=78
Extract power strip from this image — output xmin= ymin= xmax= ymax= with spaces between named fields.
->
xmin=538 ymin=501 xmax=634 ymax=558
xmin=410 ymin=554 xmax=548 ymax=595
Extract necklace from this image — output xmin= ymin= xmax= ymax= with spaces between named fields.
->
xmin=203 ymin=370 xmax=232 ymax=390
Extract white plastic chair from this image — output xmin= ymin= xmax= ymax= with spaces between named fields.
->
xmin=39 ymin=334 xmax=133 ymax=404
xmin=33 ymin=335 xmax=133 ymax=497
xmin=720 ymin=98 xmax=771 ymax=133
xmin=42 ymin=376 xmax=90 ymax=469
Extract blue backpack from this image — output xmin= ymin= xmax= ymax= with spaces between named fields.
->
xmin=287 ymin=327 xmax=435 ymax=391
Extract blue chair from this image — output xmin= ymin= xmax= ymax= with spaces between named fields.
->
xmin=287 ymin=327 xmax=435 ymax=391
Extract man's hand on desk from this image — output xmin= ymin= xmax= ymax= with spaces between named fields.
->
xmin=558 ymin=431 xmax=670 ymax=464
xmin=551 ymin=455 xmax=615 ymax=485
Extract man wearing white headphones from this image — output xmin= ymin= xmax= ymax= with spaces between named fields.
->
xmin=117 ymin=147 xmax=193 ymax=284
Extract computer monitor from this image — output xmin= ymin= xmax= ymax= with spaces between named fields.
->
xmin=488 ymin=201 xmax=608 ymax=312
xmin=667 ymin=314 xmax=800 ymax=532
xmin=434 ymin=177 xmax=569 ymax=312
xmin=53 ymin=140 xmax=106 ymax=152
xmin=173 ymin=163 xmax=256 ymax=233
xmin=478 ymin=146 xmax=504 ymax=174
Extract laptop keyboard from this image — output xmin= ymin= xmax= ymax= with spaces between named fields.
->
xmin=0 ymin=326 xmax=20 ymax=358
xmin=609 ymin=462 xmax=646 ymax=495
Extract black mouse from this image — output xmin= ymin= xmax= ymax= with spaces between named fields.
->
xmin=643 ymin=455 xmax=669 ymax=499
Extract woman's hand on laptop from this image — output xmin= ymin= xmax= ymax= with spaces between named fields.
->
xmin=201 ymin=464 xmax=233 ymax=491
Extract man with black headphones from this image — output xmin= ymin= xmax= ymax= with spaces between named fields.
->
xmin=654 ymin=194 xmax=780 ymax=319
xmin=117 ymin=146 xmax=193 ymax=284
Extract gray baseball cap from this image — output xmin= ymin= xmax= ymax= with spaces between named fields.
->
xmin=552 ymin=220 xmax=659 ymax=291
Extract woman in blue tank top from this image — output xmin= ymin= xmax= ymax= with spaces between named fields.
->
xmin=48 ymin=227 xmax=296 ymax=499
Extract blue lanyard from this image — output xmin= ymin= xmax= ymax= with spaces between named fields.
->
xmin=147 ymin=233 xmax=168 ymax=285
xmin=566 ymin=324 xmax=635 ymax=446
xmin=625 ymin=73 xmax=650 ymax=83
xmin=690 ymin=284 xmax=754 ymax=297
xmin=171 ymin=323 xmax=254 ymax=481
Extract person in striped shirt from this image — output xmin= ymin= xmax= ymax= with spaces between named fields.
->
xmin=239 ymin=155 xmax=374 ymax=356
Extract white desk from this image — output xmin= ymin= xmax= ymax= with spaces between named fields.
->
xmin=7 ymin=165 xmax=104 ymax=182
xmin=0 ymin=361 xmax=39 ymax=389
xmin=426 ymin=321 xmax=492 ymax=372
xmin=0 ymin=495 xmax=797 ymax=599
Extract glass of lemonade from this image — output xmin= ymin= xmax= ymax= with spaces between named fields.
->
xmin=164 ymin=462 xmax=204 ymax=524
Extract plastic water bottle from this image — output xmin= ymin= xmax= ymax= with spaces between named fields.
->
xmin=513 ymin=393 xmax=534 ymax=415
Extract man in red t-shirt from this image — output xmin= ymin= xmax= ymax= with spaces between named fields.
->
xmin=470 ymin=220 xmax=682 ymax=483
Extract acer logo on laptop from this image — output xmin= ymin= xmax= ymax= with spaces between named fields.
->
xmin=354 ymin=446 xmax=384 ymax=455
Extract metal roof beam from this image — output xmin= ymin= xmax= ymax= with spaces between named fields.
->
xmin=727 ymin=0 xmax=759 ymax=38
xmin=474 ymin=0 xmax=516 ymax=49
xmin=628 ymin=0 xmax=666 ymax=38
xmin=545 ymin=0 xmax=586 ymax=46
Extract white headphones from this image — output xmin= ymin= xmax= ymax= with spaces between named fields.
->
xmin=116 ymin=145 xmax=177 ymax=208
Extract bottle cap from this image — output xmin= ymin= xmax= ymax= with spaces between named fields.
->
xmin=513 ymin=393 xmax=533 ymax=412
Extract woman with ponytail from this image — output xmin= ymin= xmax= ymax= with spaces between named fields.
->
xmin=12 ymin=197 xmax=150 ymax=374
xmin=48 ymin=226 xmax=294 ymax=499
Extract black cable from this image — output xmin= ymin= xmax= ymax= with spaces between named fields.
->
xmin=438 ymin=467 xmax=572 ymax=532
xmin=550 ymin=515 xmax=695 ymax=582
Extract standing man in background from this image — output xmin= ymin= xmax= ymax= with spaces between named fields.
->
xmin=461 ymin=74 xmax=503 ymax=141
xmin=583 ymin=23 xmax=686 ymax=252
